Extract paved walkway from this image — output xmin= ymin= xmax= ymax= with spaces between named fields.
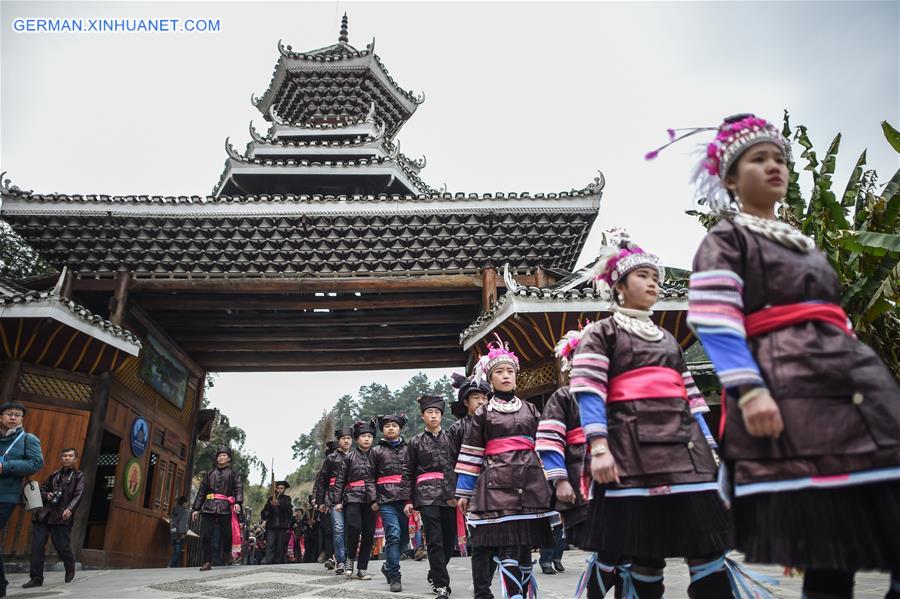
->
xmin=1 ymin=551 xmax=892 ymax=598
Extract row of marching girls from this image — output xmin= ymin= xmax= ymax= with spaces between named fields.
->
xmin=556 ymin=112 xmax=900 ymax=599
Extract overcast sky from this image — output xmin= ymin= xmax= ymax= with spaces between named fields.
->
xmin=2 ymin=1 xmax=898 ymax=478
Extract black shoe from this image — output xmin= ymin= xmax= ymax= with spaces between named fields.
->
xmin=540 ymin=563 xmax=556 ymax=575
xmin=381 ymin=563 xmax=390 ymax=583
xmin=65 ymin=568 xmax=76 ymax=583
xmin=553 ymin=561 xmax=565 ymax=573
xmin=0 ymin=585 xmax=6 ymax=598
xmin=22 ymin=578 xmax=43 ymax=589
xmin=390 ymin=579 xmax=403 ymax=592
xmin=427 ymin=571 xmax=437 ymax=594
xmin=435 ymin=586 xmax=450 ymax=599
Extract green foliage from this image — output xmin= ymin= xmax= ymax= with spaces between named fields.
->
xmin=687 ymin=112 xmax=900 ymax=378
xmin=0 ymin=220 xmax=54 ymax=280
xmin=288 ymin=373 xmax=455 ymax=486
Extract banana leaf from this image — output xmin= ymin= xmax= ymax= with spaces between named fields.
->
xmin=882 ymin=121 xmax=900 ymax=154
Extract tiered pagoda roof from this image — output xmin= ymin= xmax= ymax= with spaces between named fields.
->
xmin=217 ymin=15 xmax=429 ymax=197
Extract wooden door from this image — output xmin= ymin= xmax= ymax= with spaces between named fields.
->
xmin=0 ymin=402 xmax=89 ymax=557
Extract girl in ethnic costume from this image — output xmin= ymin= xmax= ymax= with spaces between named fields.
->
xmin=334 ymin=419 xmax=378 ymax=581
xmin=536 ymin=329 xmax=591 ymax=572
xmin=455 ymin=339 xmax=555 ymax=599
xmin=571 ymin=242 xmax=735 ymax=599
xmin=660 ymin=113 xmax=900 ymax=599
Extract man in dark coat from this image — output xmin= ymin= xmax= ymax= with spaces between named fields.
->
xmin=192 ymin=446 xmax=243 ymax=571
xmin=262 ymin=480 xmax=293 ymax=564
xmin=403 ymin=396 xmax=458 ymax=599
xmin=371 ymin=414 xmax=410 ymax=592
xmin=23 ymin=447 xmax=84 ymax=588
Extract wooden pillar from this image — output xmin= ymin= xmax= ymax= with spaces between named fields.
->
xmin=0 ymin=359 xmax=22 ymax=404
xmin=109 ymin=272 xmax=131 ymax=327
xmin=184 ymin=371 xmax=207 ymax=498
xmin=535 ymin=267 xmax=547 ymax=289
xmin=71 ymin=372 xmax=111 ymax=557
xmin=481 ymin=267 xmax=497 ymax=312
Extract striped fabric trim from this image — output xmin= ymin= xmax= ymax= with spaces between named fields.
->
xmin=536 ymin=419 xmax=566 ymax=457
xmin=456 ymin=443 xmax=486 ymax=478
xmin=466 ymin=510 xmax=558 ymax=527
xmin=570 ymin=352 xmax=609 ymax=398
xmin=682 ymin=371 xmax=710 ymax=414
xmin=583 ymin=422 xmax=608 ymax=437
xmin=544 ymin=467 xmax=568 ymax=480
xmin=689 ymin=270 xmax=747 ymax=338
xmin=605 ymin=481 xmax=719 ymax=498
xmin=717 ymin=366 xmax=766 ymax=388
xmin=734 ymin=466 xmax=900 ymax=497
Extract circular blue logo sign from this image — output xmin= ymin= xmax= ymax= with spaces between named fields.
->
xmin=130 ymin=417 xmax=149 ymax=457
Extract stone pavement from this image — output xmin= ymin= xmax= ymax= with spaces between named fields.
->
xmin=1 ymin=551 xmax=892 ymax=598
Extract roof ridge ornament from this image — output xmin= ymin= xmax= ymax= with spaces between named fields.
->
xmin=224 ymin=137 xmax=244 ymax=161
xmin=586 ymin=170 xmax=606 ymax=193
xmin=502 ymin=264 xmax=519 ymax=293
xmin=249 ymin=121 xmax=267 ymax=143
xmin=0 ymin=172 xmax=31 ymax=196
xmin=339 ymin=12 xmax=349 ymax=44
xmin=51 ymin=266 xmax=68 ymax=297
xmin=269 ymin=104 xmax=288 ymax=126
xmin=413 ymin=90 xmax=426 ymax=105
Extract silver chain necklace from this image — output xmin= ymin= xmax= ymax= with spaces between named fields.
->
xmin=733 ymin=212 xmax=815 ymax=253
xmin=612 ymin=306 xmax=664 ymax=342
xmin=488 ymin=396 xmax=522 ymax=413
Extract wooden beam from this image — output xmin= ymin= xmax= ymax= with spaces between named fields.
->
xmin=535 ymin=267 xmax=547 ymax=289
xmin=482 ymin=267 xmax=497 ymax=311
xmin=152 ymin=309 xmax=476 ymax=329
xmin=0 ymin=359 xmax=22 ymax=403
xmin=169 ymin=325 xmax=465 ymax=343
xmin=180 ymin=338 xmax=460 ymax=353
xmin=194 ymin=349 xmax=465 ymax=369
xmin=73 ymin=274 xmax=483 ymax=294
xmin=135 ymin=292 xmax=477 ymax=312
xmin=108 ymin=272 xmax=130 ymax=326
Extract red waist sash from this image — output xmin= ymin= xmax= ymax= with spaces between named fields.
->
xmin=328 ymin=477 xmax=337 ymax=487
xmin=377 ymin=475 xmax=402 ymax=485
xmin=565 ymin=427 xmax=586 ymax=445
xmin=207 ymin=493 xmax=235 ymax=504
xmin=484 ymin=436 xmax=535 ymax=456
xmin=607 ymin=367 xmax=687 ymax=403
xmin=416 ymin=471 xmax=444 ymax=484
xmin=745 ymin=303 xmax=853 ymax=338
xmin=346 ymin=480 xmax=366 ymax=488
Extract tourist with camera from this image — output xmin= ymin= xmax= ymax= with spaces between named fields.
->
xmin=23 ymin=447 xmax=83 ymax=588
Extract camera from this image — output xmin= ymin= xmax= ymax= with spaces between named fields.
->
xmin=48 ymin=490 xmax=63 ymax=506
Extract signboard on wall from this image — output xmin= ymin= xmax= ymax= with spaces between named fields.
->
xmin=130 ymin=416 xmax=149 ymax=457
xmin=123 ymin=458 xmax=143 ymax=501
xmin=138 ymin=335 xmax=188 ymax=408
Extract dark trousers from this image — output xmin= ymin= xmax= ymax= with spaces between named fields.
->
xmin=265 ymin=528 xmax=289 ymax=564
xmin=29 ymin=520 xmax=75 ymax=581
xmin=320 ymin=511 xmax=334 ymax=559
xmin=419 ymin=504 xmax=457 ymax=588
xmin=472 ymin=545 xmax=499 ymax=599
xmin=345 ymin=503 xmax=375 ymax=570
xmin=169 ymin=537 xmax=185 ymax=567
xmin=201 ymin=513 xmax=233 ymax=565
xmin=0 ymin=502 xmax=17 ymax=589
xmin=539 ymin=524 xmax=565 ymax=565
